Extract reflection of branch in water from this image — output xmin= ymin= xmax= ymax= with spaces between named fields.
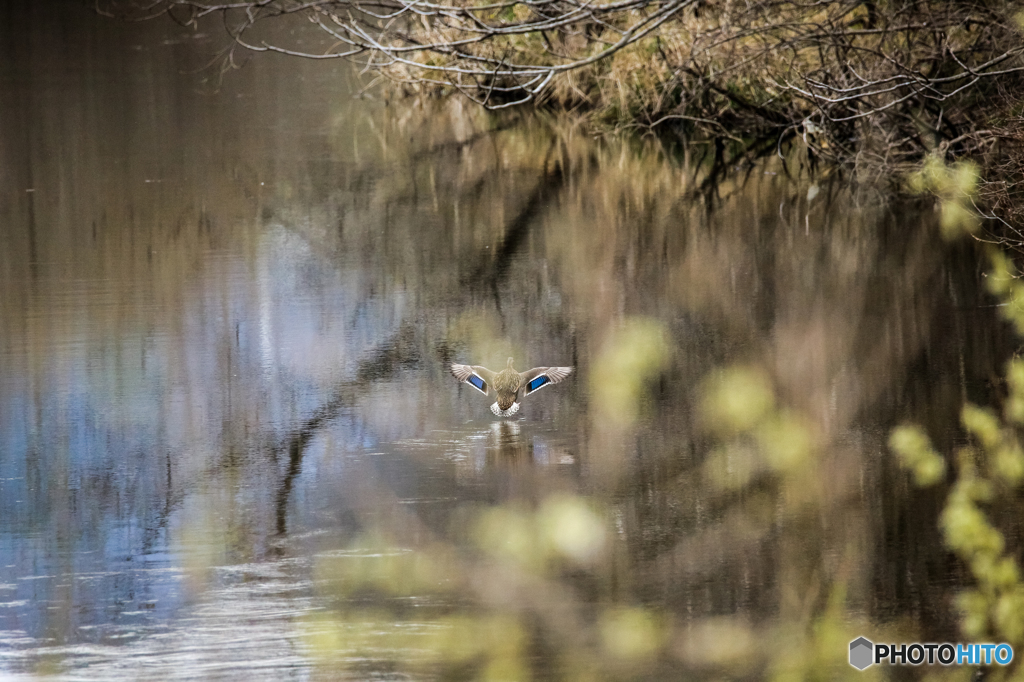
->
xmin=275 ymin=437 xmax=305 ymax=536
xmin=143 ymin=135 xmax=574 ymax=547
xmin=405 ymin=125 xmax=515 ymax=165
xmin=270 ymin=325 xmax=421 ymax=537
xmin=269 ymin=146 xmax=575 ymax=533
xmin=271 ymin=158 xmax=571 ymax=531
xmin=135 ymin=324 xmax=422 ymax=551
xmin=691 ymin=133 xmax=799 ymax=212
xmin=463 ymin=143 xmax=563 ymax=290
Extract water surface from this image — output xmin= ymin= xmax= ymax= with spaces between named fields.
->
xmin=0 ymin=2 xmax=1012 ymax=679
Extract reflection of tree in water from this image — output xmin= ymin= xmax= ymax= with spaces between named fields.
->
xmin=262 ymin=100 xmax=1015 ymax=676
xmin=94 ymin=92 xmax=999 ymax=676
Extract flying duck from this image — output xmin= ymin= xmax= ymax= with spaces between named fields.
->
xmin=450 ymin=357 xmax=573 ymax=417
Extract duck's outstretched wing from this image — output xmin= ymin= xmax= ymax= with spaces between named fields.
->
xmin=450 ymin=364 xmax=496 ymax=396
xmin=518 ymin=366 xmax=573 ymax=398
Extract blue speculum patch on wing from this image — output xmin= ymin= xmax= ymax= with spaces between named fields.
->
xmin=469 ymin=375 xmax=487 ymax=392
xmin=528 ymin=376 xmax=548 ymax=392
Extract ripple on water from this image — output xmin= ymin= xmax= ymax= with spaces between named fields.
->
xmin=2 ymin=559 xmax=323 ymax=681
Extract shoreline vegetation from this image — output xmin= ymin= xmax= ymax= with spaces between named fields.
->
xmin=101 ymin=0 xmax=1024 ymax=230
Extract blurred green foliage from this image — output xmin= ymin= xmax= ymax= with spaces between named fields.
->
xmin=306 ymin=316 xmax=889 ymax=679
xmin=985 ymin=249 xmax=1024 ymax=338
xmin=590 ymin=319 xmax=671 ymax=429
xmin=701 ymin=367 xmax=817 ymax=494
xmin=896 ymin=156 xmax=1024 ymax=674
xmin=473 ymin=495 xmax=609 ymax=569
xmin=702 ymin=366 xmax=776 ymax=434
xmin=316 ymin=354 xmax=885 ymax=678
xmin=303 ymin=494 xmax=672 ymax=679
xmin=696 ymin=365 xmax=882 ymax=681
xmin=889 ymin=425 xmax=946 ymax=486
xmin=907 ymin=156 xmax=980 ymax=240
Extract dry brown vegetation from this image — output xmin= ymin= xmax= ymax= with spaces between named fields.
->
xmin=103 ymin=0 xmax=1024 ymax=170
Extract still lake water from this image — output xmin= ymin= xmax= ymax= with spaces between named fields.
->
xmin=0 ymin=2 xmax=1015 ymax=680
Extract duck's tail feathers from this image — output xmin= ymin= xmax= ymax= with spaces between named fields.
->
xmin=490 ymin=402 xmax=520 ymax=418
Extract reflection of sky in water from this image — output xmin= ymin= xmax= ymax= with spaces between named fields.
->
xmin=0 ymin=228 xmax=373 ymax=649
xmin=0 ymin=6 xmax=587 ymax=677
xmin=0 ymin=203 xmax=576 ymax=676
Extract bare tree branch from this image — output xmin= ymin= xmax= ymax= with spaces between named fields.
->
xmin=100 ymin=0 xmax=1024 ymax=170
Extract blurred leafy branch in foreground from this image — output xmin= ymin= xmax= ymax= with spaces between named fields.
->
xmin=302 ymin=320 xmax=885 ymax=680
xmin=296 ymin=153 xmax=1024 ymax=679
xmin=892 ymin=156 xmax=1024 ymax=677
